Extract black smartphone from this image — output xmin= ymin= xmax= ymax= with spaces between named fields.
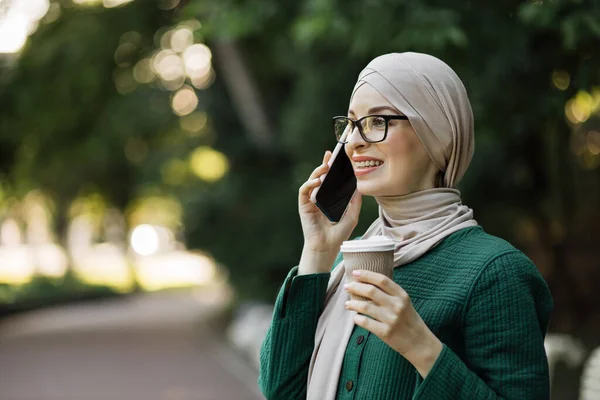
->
xmin=310 ymin=141 xmax=357 ymax=223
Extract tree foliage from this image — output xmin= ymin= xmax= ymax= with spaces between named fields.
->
xmin=182 ymin=0 xmax=600 ymax=336
xmin=1 ymin=0 xmax=600 ymax=339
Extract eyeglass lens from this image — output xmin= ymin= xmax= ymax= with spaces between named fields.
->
xmin=334 ymin=116 xmax=387 ymax=143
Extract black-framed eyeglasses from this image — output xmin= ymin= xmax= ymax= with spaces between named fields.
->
xmin=332 ymin=115 xmax=409 ymax=143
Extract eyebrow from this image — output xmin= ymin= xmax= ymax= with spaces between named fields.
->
xmin=348 ymin=106 xmax=403 ymax=116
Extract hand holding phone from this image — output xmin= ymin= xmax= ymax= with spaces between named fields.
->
xmin=298 ymin=150 xmax=362 ymax=257
xmin=309 ymin=141 xmax=357 ymax=223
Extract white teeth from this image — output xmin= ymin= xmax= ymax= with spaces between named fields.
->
xmin=356 ymin=160 xmax=383 ymax=169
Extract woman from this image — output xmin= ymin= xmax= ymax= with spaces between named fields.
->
xmin=258 ymin=52 xmax=553 ymax=400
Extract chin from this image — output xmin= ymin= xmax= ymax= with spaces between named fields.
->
xmin=356 ymin=179 xmax=413 ymax=197
xmin=356 ymin=180 xmax=387 ymax=196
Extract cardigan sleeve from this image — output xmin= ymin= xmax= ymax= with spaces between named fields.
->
xmin=258 ymin=253 xmax=343 ymax=400
xmin=412 ymin=251 xmax=553 ymax=400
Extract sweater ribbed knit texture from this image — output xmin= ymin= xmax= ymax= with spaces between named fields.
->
xmin=258 ymin=226 xmax=553 ymax=400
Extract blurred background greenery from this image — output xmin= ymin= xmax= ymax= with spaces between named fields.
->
xmin=0 ymin=0 xmax=599 ymax=396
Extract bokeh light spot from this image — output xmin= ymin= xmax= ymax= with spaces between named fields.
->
xmin=189 ymin=147 xmax=229 ymax=182
xmin=153 ymin=50 xmax=182 ymax=80
xmin=565 ymin=90 xmax=595 ymax=124
xmin=43 ymin=2 xmax=61 ymax=23
xmin=127 ymin=195 xmax=183 ymax=228
xmin=180 ymin=111 xmax=208 ymax=134
xmin=103 ymin=0 xmax=135 ymax=8
xmin=131 ymin=224 xmax=159 ymax=256
xmin=153 ymin=49 xmax=185 ymax=90
xmin=133 ymin=58 xmax=156 ymax=84
xmin=73 ymin=0 xmax=102 ymax=6
xmin=113 ymin=68 xmax=137 ymax=94
xmin=171 ymin=86 xmax=198 ymax=116
xmin=114 ymin=42 xmax=137 ymax=68
xmin=179 ymin=19 xmax=202 ymax=31
xmin=183 ymin=43 xmax=211 ymax=78
xmin=171 ymin=28 xmax=194 ymax=53
xmin=0 ymin=12 xmax=29 ymax=53
xmin=22 ymin=0 xmax=50 ymax=19
xmin=119 ymin=31 xmax=142 ymax=46
xmin=160 ymin=29 xmax=175 ymax=50
xmin=191 ymin=68 xmax=215 ymax=90
xmin=586 ymin=130 xmax=600 ymax=156
xmin=552 ymin=70 xmax=570 ymax=91
xmin=157 ymin=0 xmax=180 ymax=11
xmin=591 ymin=87 xmax=600 ymax=112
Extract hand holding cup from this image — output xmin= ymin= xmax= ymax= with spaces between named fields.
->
xmin=341 ymin=236 xmax=395 ymax=301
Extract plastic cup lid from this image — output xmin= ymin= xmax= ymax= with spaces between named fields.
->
xmin=340 ymin=235 xmax=395 ymax=252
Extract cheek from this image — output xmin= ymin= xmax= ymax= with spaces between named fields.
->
xmin=382 ymin=132 xmax=430 ymax=177
xmin=394 ymin=129 xmax=423 ymax=153
xmin=381 ymin=133 xmax=420 ymax=165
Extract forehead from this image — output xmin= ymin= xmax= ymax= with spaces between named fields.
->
xmin=349 ymin=84 xmax=398 ymax=115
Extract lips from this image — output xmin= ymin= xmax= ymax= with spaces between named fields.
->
xmin=355 ymin=160 xmax=383 ymax=169
xmin=352 ymin=156 xmax=384 ymax=163
xmin=352 ymin=156 xmax=384 ymax=169
xmin=351 ymin=156 xmax=384 ymax=176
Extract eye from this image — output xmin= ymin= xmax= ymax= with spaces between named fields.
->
xmin=372 ymin=117 xmax=386 ymax=129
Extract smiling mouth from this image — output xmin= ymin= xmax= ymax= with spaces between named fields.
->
xmin=355 ymin=160 xmax=383 ymax=169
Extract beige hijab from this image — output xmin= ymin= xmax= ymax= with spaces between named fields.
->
xmin=306 ymin=52 xmax=478 ymax=400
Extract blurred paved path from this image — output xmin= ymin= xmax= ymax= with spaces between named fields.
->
xmin=0 ymin=285 xmax=264 ymax=400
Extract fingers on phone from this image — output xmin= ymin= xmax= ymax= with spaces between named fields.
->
xmin=299 ymin=177 xmax=322 ymax=196
xmin=309 ymin=163 xmax=329 ymax=180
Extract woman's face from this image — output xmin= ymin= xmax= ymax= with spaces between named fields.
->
xmin=344 ymin=84 xmax=440 ymax=197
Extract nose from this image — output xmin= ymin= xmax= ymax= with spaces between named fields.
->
xmin=345 ymin=126 xmax=368 ymax=151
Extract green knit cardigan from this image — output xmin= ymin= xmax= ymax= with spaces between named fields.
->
xmin=258 ymin=226 xmax=553 ymax=399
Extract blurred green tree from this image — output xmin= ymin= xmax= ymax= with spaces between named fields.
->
xmin=180 ymin=0 xmax=600 ymax=338
xmin=0 ymin=1 xmax=177 ymax=237
xmin=0 ymin=0 xmax=599 ymax=343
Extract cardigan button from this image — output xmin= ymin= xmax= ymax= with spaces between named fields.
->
xmin=345 ymin=380 xmax=354 ymax=391
xmin=356 ymin=335 xmax=364 ymax=345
